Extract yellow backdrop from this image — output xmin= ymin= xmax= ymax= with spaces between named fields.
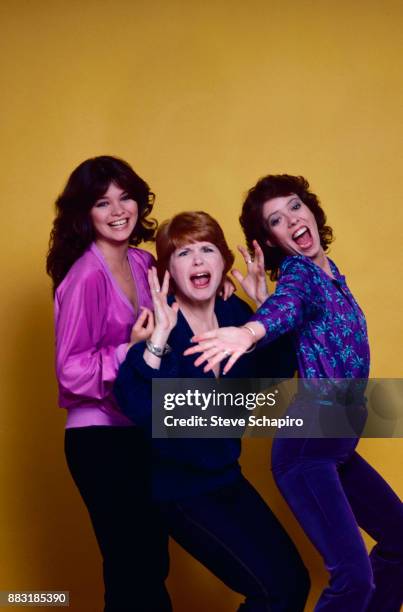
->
xmin=0 ymin=1 xmax=402 ymax=610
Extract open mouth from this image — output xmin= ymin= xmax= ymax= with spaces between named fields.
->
xmin=190 ymin=272 xmax=211 ymax=288
xmin=109 ymin=219 xmax=129 ymax=228
xmin=292 ymin=226 xmax=313 ymax=249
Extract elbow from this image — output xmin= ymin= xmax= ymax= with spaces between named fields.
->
xmin=57 ymin=362 xmax=106 ymax=400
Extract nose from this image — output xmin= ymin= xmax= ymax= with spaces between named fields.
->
xmin=110 ymin=200 xmax=124 ymax=216
xmin=287 ymin=214 xmax=298 ymax=228
xmin=193 ymin=252 xmax=204 ymax=265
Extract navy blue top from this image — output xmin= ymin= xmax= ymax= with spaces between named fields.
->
xmin=114 ymin=294 xmax=296 ymax=501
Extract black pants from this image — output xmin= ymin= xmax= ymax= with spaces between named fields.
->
xmin=159 ymin=476 xmax=310 ymax=612
xmin=65 ymin=426 xmax=172 ymax=612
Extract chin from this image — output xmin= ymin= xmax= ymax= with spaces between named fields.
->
xmin=187 ymin=289 xmax=216 ymax=302
xmin=194 ymin=292 xmax=216 ymax=301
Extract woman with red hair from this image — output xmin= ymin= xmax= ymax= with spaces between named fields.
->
xmin=115 ymin=211 xmax=310 ymax=611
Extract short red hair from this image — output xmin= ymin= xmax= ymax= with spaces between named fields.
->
xmin=156 ymin=211 xmax=234 ymax=291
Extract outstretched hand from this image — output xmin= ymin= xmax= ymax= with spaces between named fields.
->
xmin=231 ymin=240 xmax=269 ymax=306
xmin=183 ymin=326 xmax=255 ymax=375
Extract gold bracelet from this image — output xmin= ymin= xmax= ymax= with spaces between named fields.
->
xmin=242 ymin=325 xmax=257 ymax=353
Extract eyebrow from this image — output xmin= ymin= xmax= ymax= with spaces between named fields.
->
xmin=266 ymin=196 xmax=300 ymax=220
xmin=176 ymin=243 xmax=214 ymax=252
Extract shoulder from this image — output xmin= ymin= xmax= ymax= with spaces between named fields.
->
xmin=278 ymin=256 xmax=322 ymax=291
xmin=215 ymin=295 xmax=253 ymax=326
xmin=56 ymin=249 xmax=107 ymax=303
xmin=128 ymin=246 xmax=155 ymax=269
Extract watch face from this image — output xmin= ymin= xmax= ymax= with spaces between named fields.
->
xmin=146 ymin=341 xmax=164 ymax=356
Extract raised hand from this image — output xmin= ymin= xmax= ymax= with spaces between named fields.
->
xmin=143 ymin=268 xmax=179 ymax=369
xmin=148 ymin=267 xmax=179 ymax=337
xmin=231 ymin=240 xmax=269 ymax=306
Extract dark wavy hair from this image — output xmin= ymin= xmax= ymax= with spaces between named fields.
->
xmin=240 ymin=174 xmax=334 ymax=280
xmin=46 ymin=155 xmax=157 ymax=292
xmin=156 ymin=211 xmax=234 ymax=293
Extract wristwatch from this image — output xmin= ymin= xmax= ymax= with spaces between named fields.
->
xmin=146 ymin=340 xmax=172 ymax=357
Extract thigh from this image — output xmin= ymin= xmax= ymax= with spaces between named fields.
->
xmin=65 ymin=427 xmax=170 ymax=610
xmin=65 ymin=426 xmax=151 ymax=532
xmin=272 ymin=436 xmax=358 ymax=471
xmin=160 ymin=476 xmax=307 ymax=601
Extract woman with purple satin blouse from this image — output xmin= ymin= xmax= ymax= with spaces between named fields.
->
xmin=46 ymin=156 xmax=171 ymax=612
xmin=186 ymin=174 xmax=403 ymax=611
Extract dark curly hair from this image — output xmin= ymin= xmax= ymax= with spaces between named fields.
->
xmin=240 ymin=174 xmax=334 ymax=280
xmin=46 ymin=156 xmax=157 ymax=292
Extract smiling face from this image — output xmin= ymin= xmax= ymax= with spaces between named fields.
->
xmin=263 ymin=194 xmax=323 ymax=261
xmin=90 ymin=182 xmax=138 ymax=246
xmin=169 ymin=241 xmax=225 ymax=304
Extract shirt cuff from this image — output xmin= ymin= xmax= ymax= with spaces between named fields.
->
xmin=115 ymin=342 xmax=130 ymax=367
xmin=126 ymin=342 xmax=179 ymax=378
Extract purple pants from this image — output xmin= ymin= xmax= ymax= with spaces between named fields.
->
xmin=272 ymin=437 xmax=403 ymax=611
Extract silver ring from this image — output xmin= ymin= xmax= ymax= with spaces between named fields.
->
xmin=152 ymin=288 xmax=160 ymax=293
xmin=246 ymin=259 xmax=253 ymax=264
xmin=223 ymin=349 xmax=231 ymax=357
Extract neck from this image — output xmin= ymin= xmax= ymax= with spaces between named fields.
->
xmin=95 ymin=239 xmax=129 ymax=268
xmin=312 ymin=249 xmax=333 ymax=278
xmin=175 ymin=294 xmax=217 ymax=334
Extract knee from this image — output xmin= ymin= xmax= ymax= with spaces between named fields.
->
xmin=331 ymin=561 xmax=374 ymax=602
xmin=370 ymin=541 xmax=403 ymax=581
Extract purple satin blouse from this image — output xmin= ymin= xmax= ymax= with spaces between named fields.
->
xmin=54 ymin=243 xmax=154 ymax=428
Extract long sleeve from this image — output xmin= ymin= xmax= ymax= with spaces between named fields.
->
xmin=114 ymin=342 xmax=179 ymax=429
xmin=251 ymin=256 xmax=324 ymax=346
xmin=114 ymin=299 xmax=244 ymax=501
xmin=114 ymin=342 xmax=241 ymax=480
xmin=55 ymin=269 xmax=130 ymax=403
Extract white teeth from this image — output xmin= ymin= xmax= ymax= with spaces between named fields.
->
xmin=293 ymin=226 xmax=307 ymax=239
xmin=109 ymin=219 xmax=128 ymax=227
xmin=190 ymin=272 xmax=210 ymax=285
